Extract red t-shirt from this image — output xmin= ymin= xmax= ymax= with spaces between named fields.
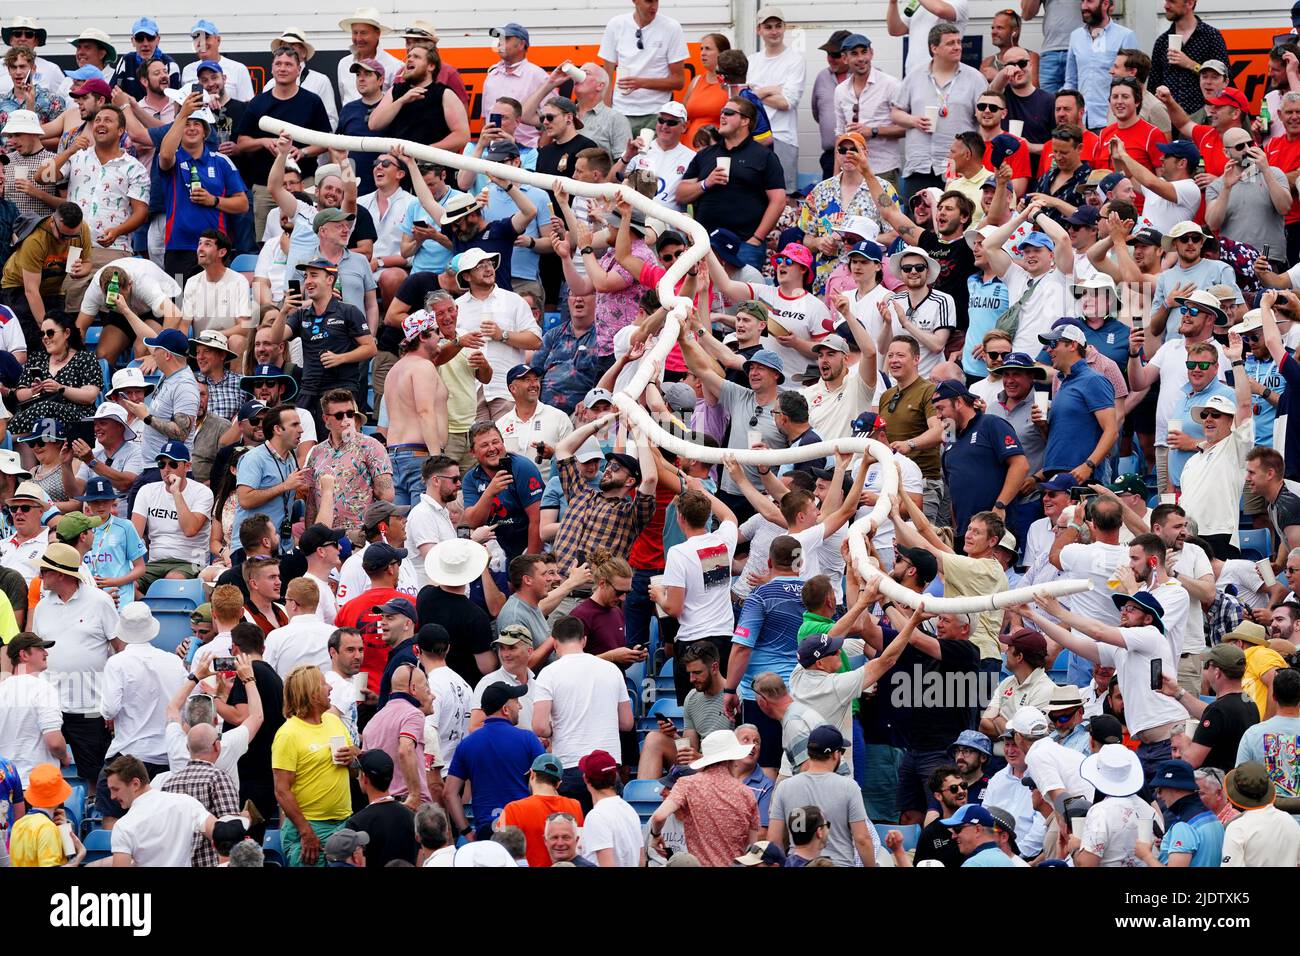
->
xmin=1191 ymin=125 xmax=1227 ymax=178
xmin=1266 ymin=132 xmax=1300 ymax=224
xmin=983 ymin=135 xmax=1032 ymax=181
xmin=1097 ymin=119 xmax=1168 ymax=172
xmin=1036 ymin=129 xmax=1106 ymax=179
xmin=628 ymin=484 xmax=677 ymax=570
xmin=335 ymin=587 xmax=417 ymax=695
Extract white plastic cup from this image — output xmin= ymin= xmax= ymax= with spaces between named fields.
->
xmin=640 ymin=128 xmax=655 ymax=147
xmin=650 ymin=574 xmax=667 ymax=617
xmin=1137 ymin=816 xmax=1154 ymax=844
xmin=64 ymin=245 xmax=81 ymax=273
xmin=13 ymin=167 xmax=27 ymax=181
xmin=1167 ymin=34 xmax=1183 ymax=53
xmin=561 ymin=61 xmax=586 ymax=82
xmin=1167 ymin=418 xmax=1183 ymax=437
xmin=715 ymin=156 xmax=732 ymax=177
xmin=58 ymin=821 xmax=75 ymax=858
xmin=674 ymin=737 xmax=690 ymax=753
xmin=352 ymin=672 xmax=368 ymax=700
xmin=1159 ymin=493 xmax=1177 ymax=505
xmin=330 ymin=735 xmax=347 ymax=764
xmin=747 ymin=429 xmax=763 ymax=448
xmin=1258 ymin=558 xmax=1278 ymax=587
xmin=1070 ymin=815 xmax=1086 ymax=837
xmin=1008 ymin=119 xmax=1024 ymax=137
xmin=925 ymin=105 xmax=940 ymax=128
xmin=1033 ymin=391 xmax=1050 ymax=414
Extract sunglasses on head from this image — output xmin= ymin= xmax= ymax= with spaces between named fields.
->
xmin=899 ymin=262 xmax=928 ymax=274
xmin=975 ymin=102 xmax=1003 ymax=112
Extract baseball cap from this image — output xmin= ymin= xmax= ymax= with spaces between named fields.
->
xmin=506 ymin=364 xmax=539 ymax=385
xmin=1204 ymin=88 xmax=1249 ymax=113
xmin=1202 ymin=643 xmax=1246 ymax=678
xmin=584 ymin=387 xmax=615 ymax=408
xmin=734 ymin=840 xmax=787 ymax=866
xmin=756 ymin=5 xmax=786 ymax=22
xmin=839 ymin=32 xmax=871 ymax=51
xmin=1016 ymin=230 xmax=1055 ymax=251
xmin=70 ymin=78 xmax=112 ymax=100
xmin=530 ymin=753 xmax=564 ymax=777
xmin=190 ymin=603 xmax=213 ymax=624
xmin=813 ymin=333 xmax=850 ymax=355
xmin=938 ymin=803 xmax=997 ymax=828
xmin=494 ymin=624 xmax=535 ymax=647
xmin=807 ymin=724 xmax=848 ymax=754
xmin=481 ymin=680 xmax=528 ymax=715
xmin=156 ymin=441 xmax=191 ymax=463
xmin=605 ymin=452 xmax=641 ymax=483
xmin=361 ymin=542 xmax=408 ymax=572
xmin=375 ymin=598 xmax=417 ymax=623
xmin=196 ymin=60 xmax=225 ymax=75
xmin=578 ymin=749 xmax=619 ymax=780
xmin=1038 ymin=324 xmax=1087 ymax=347
xmin=1064 ymin=206 xmax=1100 ymax=228
xmin=143 ymin=328 xmax=190 ymax=357
xmin=191 ymin=19 xmax=221 ymax=36
xmin=363 ymin=501 xmax=412 ymax=533
xmin=1109 ymin=473 xmax=1148 ymax=497
xmin=357 ymin=749 xmax=393 ymax=782
xmin=1127 ymin=226 xmax=1164 ymax=247
xmin=1004 ymin=628 xmax=1047 ymax=657
xmin=1089 ymin=714 xmax=1124 ymax=745
xmin=894 ymin=545 xmax=938 ymax=584
xmin=238 ymin=400 xmax=267 ymax=422
xmin=7 ymin=632 xmax=54 ymax=657
xmin=323 ymin=828 xmax=370 ymax=861
xmin=574 ymin=439 xmax=605 ymax=464
xmin=845 ymin=240 xmax=883 ymax=262
xmin=313 ymin=208 xmax=356 ymax=231
xmin=485 ymin=140 xmax=522 ymax=161
xmin=658 ymin=101 xmax=688 ymax=122
xmin=350 ymin=57 xmax=385 ymax=77
xmin=1009 ymin=706 xmax=1050 ymax=737
xmin=1200 ymin=59 xmax=1230 ymax=76
xmin=54 ymin=511 xmax=102 ymax=543
xmin=1156 ymin=140 xmax=1202 ymax=164
xmin=797 ymin=633 xmax=845 ymax=667
xmin=489 ymin=23 xmax=529 ymax=41
xmin=131 ymin=16 xmax=160 ymax=37
xmin=934 ymin=379 xmax=975 ymax=402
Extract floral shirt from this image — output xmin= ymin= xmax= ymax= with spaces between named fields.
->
xmin=594 ymin=237 xmax=653 ymax=356
xmin=668 ymin=764 xmax=759 ymax=868
xmin=531 ymin=320 xmax=600 ymax=414
xmin=65 ymin=149 xmax=150 ymax=251
xmin=305 ymin=432 xmax=393 ymax=529
xmin=0 ymin=86 xmax=65 ymax=131
xmin=799 ymin=174 xmax=889 ymax=294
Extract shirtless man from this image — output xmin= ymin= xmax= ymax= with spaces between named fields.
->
xmin=384 ymin=308 xmax=450 ymax=505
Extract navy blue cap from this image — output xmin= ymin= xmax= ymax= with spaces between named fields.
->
xmin=361 ymin=542 xmax=408 ymax=572
xmin=196 ymin=59 xmax=224 ymax=74
xmin=1040 ymin=472 xmax=1076 ymax=492
xmin=709 ymin=228 xmax=745 ymax=269
xmin=238 ymin=400 xmax=267 ymax=421
xmin=506 ymin=364 xmax=539 ymax=385
xmin=1111 ymin=590 xmax=1165 ymax=633
xmin=1127 ymin=225 xmax=1164 ymax=246
xmin=1065 ymin=206 xmax=1100 ymax=227
xmin=1097 ymin=171 xmax=1125 ymax=195
xmin=76 ymin=476 xmax=116 ymax=502
xmin=17 ymin=418 xmax=64 ymax=444
xmin=846 ymin=240 xmax=883 ymax=262
xmin=239 ymin=364 xmax=298 ymax=401
xmin=934 ymin=379 xmax=975 ymax=402
xmin=156 ymin=440 xmax=191 ymax=463
xmin=939 ymin=804 xmax=997 ymax=828
xmin=989 ymin=132 xmax=1021 ymax=170
xmin=1157 ymin=140 xmax=1201 ymax=163
xmin=375 ymin=598 xmax=418 ymax=622
xmin=839 ymin=32 xmax=871 ymax=50
xmin=1151 ymin=758 xmax=1197 ymax=792
xmin=807 ymin=724 xmax=848 ymax=753
xmin=990 ymin=352 xmax=1048 ymax=379
xmin=143 ymin=328 xmax=190 ymax=357
xmin=798 ymin=633 xmax=845 ymax=667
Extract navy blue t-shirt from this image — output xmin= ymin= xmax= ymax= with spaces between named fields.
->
xmin=789 ymin=428 xmax=827 ymax=473
xmin=235 ymin=88 xmax=332 ymax=185
xmin=1042 ymin=360 xmax=1115 ymax=474
xmin=336 ymin=98 xmax=380 ymax=195
xmin=1279 ymin=352 xmax=1300 ymax=481
xmin=942 ymin=411 xmax=1025 ymax=537
xmin=445 ymin=717 xmax=544 ymax=834
xmin=451 ymin=217 xmax=521 ymax=291
xmin=462 ymin=452 xmax=545 ymax=562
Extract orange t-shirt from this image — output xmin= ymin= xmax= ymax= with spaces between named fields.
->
xmin=498 ymin=792 xmax=585 ymax=867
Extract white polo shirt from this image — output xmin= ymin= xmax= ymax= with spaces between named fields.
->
xmin=982 ymin=667 xmax=1057 ymax=727
xmin=37 ymin=583 xmax=120 ymax=715
xmin=454 ymin=287 xmax=542 ymax=402
xmin=495 ymin=403 xmax=574 ymax=459
xmin=264 ymin=615 xmax=337 ymax=681
xmin=1221 ymin=805 xmax=1300 ymax=866
xmin=1002 ymin=263 xmax=1076 ymax=356
xmin=1024 ymin=734 xmax=1094 ymax=800
xmin=1179 ymin=419 xmax=1254 ymax=541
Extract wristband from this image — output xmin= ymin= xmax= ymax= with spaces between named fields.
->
xmin=993 ymin=500 xmax=1007 ymax=509
xmin=723 ymin=688 xmax=739 ymax=696
xmin=1084 ymin=460 xmax=1097 ymax=471
xmin=1232 ymin=359 xmax=1245 ymax=368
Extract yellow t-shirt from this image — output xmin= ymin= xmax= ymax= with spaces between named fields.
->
xmin=941 ymin=552 xmax=1008 ymax=660
xmin=1244 ymin=645 xmax=1288 ymax=719
xmin=0 ymin=219 xmax=91 ymax=298
xmin=10 ymin=811 xmax=64 ymax=867
xmin=440 ymin=352 xmax=479 ymax=433
xmin=0 ymin=588 xmax=19 ymax=644
xmin=271 ymin=713 xmax=353 ymax=822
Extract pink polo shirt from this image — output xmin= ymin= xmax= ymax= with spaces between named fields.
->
xmin=361 ymin=696 xmax=430 ymax=801
xmin=482 ymin=59 xmax=550 ymax=148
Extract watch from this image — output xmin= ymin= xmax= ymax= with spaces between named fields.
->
xmin=143 ymin=414 xmax=154 ymax=426
xmin=1084 ymin=459 xmax=1097 ymax=472
xmin=870 ymin=126 xmax=879 ymax=139
xmin=723 ymin=688 xmax=739 ymax=696
xmin=499 ymin=328 xmax=509 ymax=343
xmin=906 ymin=438 xmax=915 ymax=451
xmin=459 ymin=825 xmax=473 ymax=837
xmin=187 ymin=673 xmax=200 ymax=683
xmin=993 ymin=500 xmax=1007 ymax=509
xmin=579 ymin=245 xmax=595 ymax=256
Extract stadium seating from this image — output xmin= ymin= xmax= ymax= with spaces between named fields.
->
xmin=876 ymin=823 xmax=921 ymax=852
xmin=263 ymin=829 xmax=286 ymax=867
xmin=622 ymin=779 xmax=664 ymax=824
xmin=145 ymin=578 xmax=205 ymax=610
xmin=82 ymin=829 xmax=113 ymax=865
xmin=1237 ymin=528 xmax=1272 ymax=563
xmin=149 ymin=610 xmax=195 ymax=654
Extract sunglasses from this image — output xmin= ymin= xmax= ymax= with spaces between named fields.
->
xmin=436 ymin=473 xmax=462 ymax=484
xmin=985 ymin=350 xmax=1009 ymax=361
xmin=133 ymin=33 xmax=156 ymax=41
xmin=1185 ymin=360 xmax=1216 ymax=371
xmin=1179 ymin=305 xmax=1209 ymax=317
xmin=1175 ymin=234 xmax=1206 ymax=244
xmin=9 ymin=504 xmax=39 ymax=513
xmin=156 ymin=459 xmax=185 ymax=469
xmin=1243 ymin=332 xmax=1261 ymax=343
xmin=719 ymin=107 xmax=741 ymax=117
xmin=9 ymin=30 xmax=36 ymax=38
xmin=899 ymin=262 xmax=928 ymax=274
xmin=887 ymin=392 xmax=903 ymax=414
xmin=656 ymin=117 xmax=681 ymax=127
xmin=539 ymin=113 xmax=558 ymax=123
xmin=1052 ymin=708 xmax=1080 ymax=722
xmin=613 ymin=587 xmax=632 ymax=596
xmin=1005 ymin=58 xmax=1031 ymax=68
xmin=944 ymin=783 xmax=970 ymax=794
xmin=373 ymin=159 xmax=397 ymax=168
xmin=660 ymin=250 xmax=680 ymax=263
xmin=1201 ymin=409 xmax=1231 ymax=420
xmin=327 ymin=410 xmax=358 ymax=420
xmin=837 ymin=144 xmax=859 ymax=154
xmin=975 ymin=102 xmax=1003 ymax=112
xmin=41 ymin=328 xmax=60 ymax=338
xmin=774 ymin=255 xmax=800 ymax=267
xmin=635 ymin=26 xmax=643 ymax=50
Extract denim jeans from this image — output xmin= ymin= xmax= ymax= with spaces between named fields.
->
xmin=390 ymin=449 xmax=427 ymax=506
xmin=1038 ymin=50 xmax=1068 ymax=95
xmin=734 ymin=239 xmax=767 ymax=271
xmin=625 ymin=567 xmax=659 ymax=649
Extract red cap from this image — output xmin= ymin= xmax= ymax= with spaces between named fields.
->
xmin=1205 ymin=88 xmax=1250 ymax=113
xmin=71 ymin=78 xmax=112 ymax=100
xmin=578 ymin=750 xmax=619 ymax=780
xmin=1004 ymin=628 xmax=1047 ymax=656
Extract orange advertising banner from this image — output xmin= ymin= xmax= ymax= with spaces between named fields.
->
xmin=386 ymin=43 xmax=706 ymax=131
xmin=1221 ymin=27 xmax=1294 ymax=109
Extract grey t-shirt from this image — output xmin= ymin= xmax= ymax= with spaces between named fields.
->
xmin=1204 ymin=168 xmax=1288 ymax=261
xmin=1040 ymin=0 xmax=1083 ymax=52
xmin=142 ymin=366 xmax=200 ymax=461
xmin=984 ymin=390 xmax=1046 ymax=478
xmin=683 ymin=687 xmax=731 ymax=738
xmin=780 ymin=699 xmax=827 ymax=776
xmin=496 ymin=595 xmax=549 ymax=648
xmin=717 ymin=380 xmax=789 ymax=495
xmin=77 ymin=440 xmax=145 ymax=515
xmin=770 ymin=770 xmax=874 ymax=867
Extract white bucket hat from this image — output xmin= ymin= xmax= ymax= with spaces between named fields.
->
xmin=455 ymin=247 xmax=500 ymax=281
xmin=690 ymin=729 xmax=756 ymax=770
xmin=92 ymin=402 xmax=137 ymax=442
xmin=2 ymin=110 xmax=44 ymax=136
xmin=0 ymin=449 xmax=29 ymax=478
xmin=424 ymin=539 xmax=490 ymax=588
xmin=108 ymin=366 xmax=155 ymax=398
xmin=339 ymin=7 xmax=393 ymax=33
xmin=887 ymin=244 xmax=941 ymax=285
xmin=114 ymin=602 xmax=160 ymax=645
xmin=1229 ymin=310 xmax=1263 ymax=336
xmin=1080 ymin=743 xmax=1145 ymax=797
xmin=272 ymin=29 xmax=315 ymax=60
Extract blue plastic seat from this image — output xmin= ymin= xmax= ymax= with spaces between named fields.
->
xmin=262 ymin=828 xmax=286 ymax=867
xmin=146 ymin=578 xmax=204 ymax=608
xmin=149 ymin=610 xmax=195 ymax=654
xmin=876 ymin=823 xmax=921 ymax=852
xmin=654 ymin=658 xmax=675 ymax=699
xmin=636 ymin=697 xmax=685 ymax=734
xmin=622 ymin=779 xmax=664 ymax=824
xmin=1238 ymin=527 xmax=1272 ymax=563
xmin=82 ymin=828 xmax=113 ymax=865
xmin=230 ymin=253 xmax=259 ymax=275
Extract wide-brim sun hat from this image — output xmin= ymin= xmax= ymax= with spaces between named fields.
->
xmin=689 ymin=729 xmax=755 ymax=770
xmin=887 ymin=244 xmax=941 ymax=285
xmin=1080 ymin=743 xmax=1145 ymax=797
xmin=424 ymin=538 xmax=490 ymax=588
xmin=114 ymin=602 xmax=160 ymax=644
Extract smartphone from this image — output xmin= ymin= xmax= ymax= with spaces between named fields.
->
xmin=190 ymin=82 xmax=203 ymax=97
xmin=1149 ymin=658 xmax=1163 ymax=691
xmin=1069 ymin=486 xmax=1098 ymax=502
xmin=414 ymin=220 xmax=429 ymax=229
xmin=575 ymin=550 xmax=587 ymax=567
xmin=68 ymin=419 xmax=96 ymax=449
xmin=488 ymin=112 xmax=503 ymax=128
xmin=214 ymin=656 xmax=237 ymax=673
xmin=287 ymin=278 xmax=301 ymax=297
